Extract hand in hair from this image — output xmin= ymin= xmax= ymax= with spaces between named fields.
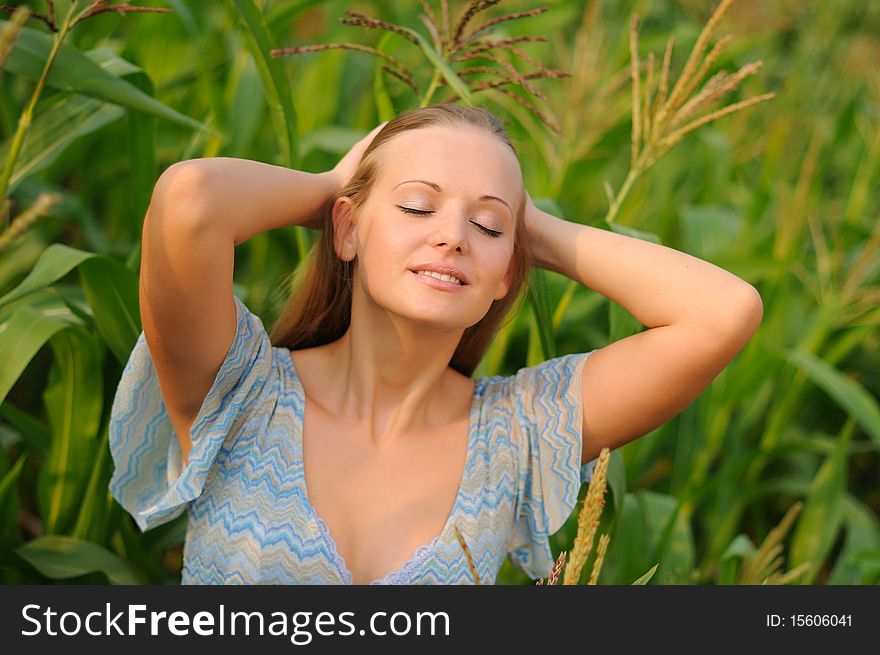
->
xmin=328 ymin=121 xmax=388 ymax=194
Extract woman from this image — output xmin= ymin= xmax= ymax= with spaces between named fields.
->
xmin=108 ymin=103 xmax=762 ymax=585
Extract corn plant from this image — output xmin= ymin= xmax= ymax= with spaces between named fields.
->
xmin=271 ymin=1 xmax=569 ymax=130
xmin=0 ymin=1 xmax=210 ymax=583
xmin=0 ymin=0 xmax=876 ymax=586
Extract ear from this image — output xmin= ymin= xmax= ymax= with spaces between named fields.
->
xmin=331 ymin=196 xmax=358 ymax=262
xmin=493 ymin=254 xmax=516 ymax=301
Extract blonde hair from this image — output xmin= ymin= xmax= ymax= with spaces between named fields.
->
xmin=269 ymin=103 xmax=533 ymax=377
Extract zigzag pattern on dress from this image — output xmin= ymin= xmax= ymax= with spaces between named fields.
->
xmin=108 ymin=294 xmax=597 ymax=584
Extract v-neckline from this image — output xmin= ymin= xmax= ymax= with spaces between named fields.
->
xmin=284 ymin=350 xmax=484 ymax=585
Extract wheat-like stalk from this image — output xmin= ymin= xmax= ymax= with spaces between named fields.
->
xmin=452 ymin=1 xmax=501 ymax=47
xmin=452 ymin=50 xmax=547 ymax=101
xmin=629 ymin=15 xmax=642 ymax=168
xmin=457 ymin=6 xmax=547 ymax=49
xmin=587 ymin=533 xmax=611 ymax=585
xmin=420 ymin=12 xmax=443 ymax=54
xmin=460 ymin=35 xmax=549 ymax=71
xmin=272 ymin=2 xmax=565 ymax=132
xmin=1 ymin=3 xmax=56 ymax=32
xmin=605 ymin=0 xmax=775 ymax=224
xmin=0 ymin=1 xmax=170 ymax=210
xmin=765 ymin=561 xmax=812 ymax=585
xmin=453 ymin=523 xmax=482 ymax=584
xmin=739 ymin=501 xmax=804 ymax=584
xmin=270 ymin=43 xmax=418 ymax=94
xmin=543 ymin=549 xmax=566 ymax=585
xmin=840 ymin=211 xmax=880 ymax=305
xmin=0 ymin=4 xmax=28 ymax=68
xmin=73 ymin=2 xmax=171 ymax=26
xmin=1 ymin=2 xmax=171 ymax=33
xmin=441 ymin=0 xmax=451 ymax=52
xmin=534 ymin=448 xmax=612 ymax=586
xmin=656 ymin=0 xmax=735 ymax=127
xmin=563 ymin=447 xmax=611 ymax=584
xmin=0 ymin=193 xmax=60 ymax=254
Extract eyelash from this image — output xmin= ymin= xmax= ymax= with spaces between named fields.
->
xmin=396 ymin=205 xmax=503 ymax=238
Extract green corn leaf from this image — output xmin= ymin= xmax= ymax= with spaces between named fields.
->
xmin=603 ymin=219 xmax=662 ymax=244
xmin=72 ymin=424 xmax=111 ymax=544
xmin=0 ymin=244 xmax=139 ymax=364
xmin=300 ymin=126 xmax=368 ymax=158
xmin=718 ymin=534 xmax=757 ymax=584
xmin=266 ymin=0 xmax=331 ymax=32
xmin=639 ymin=491 xmax=695 ymax=584
xmin=37 ymin=326 xmax=104 ymax=536
xmin=225 ymin=52 xmax=267 ymax=158
xmin=606 ymin=448 xmax=627 ymax=520
xmin=0 ymin=243 xmax=92 ymax=309
xmin=0 ymin=94 xmax=124 ymax=193
xmin=5 ymin=26 xmax=215 ymax=135
xmin=165 ymin=0 xmax=226 ymax=134
xmin=631 ymin=563 xmax=659 ymax=585
xmin=79 ymin=257 xmax=140 ymax=367
xmin=609 ymin=299 xmax=644 ymax=343
xmin=394 ymin=26 xmax=472 ymax=105
xmin=783 ymin=347 xmax=880 ymax=447
xmin=827 ymin=495 xmax=880 ymax=584
xmin=612 ymin=493 xmax=654 ymax=585
xmin=525 ymin=309 xmax=543 ymax=367
xmin=473 ymin=303 xmax=522 ymax=378
xmin=122 ymin=69 xmax=158 ymax=238
xmin=527 ymin=267 xmax=556 ymax=360
xmin=16 ymin=535 xmax=138 ymax=584
xmin=0 ymin=400 xmax=51 ymax=455
xmin=374 ymin=33 xmax=398 ymax=122
xmin=230 ymin=0 xmax=299 ymax=167
xmin=789 ymin=419 xmax=851 ymax=583
xmin=0 ymin=304 xmax=74 ymax=406
xmin=552 ymin=279 xmax=578 ymax=330
xmin=0 ymin=452 xmax=28 ymax=544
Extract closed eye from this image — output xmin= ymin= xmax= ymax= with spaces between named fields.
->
xmin=396 ymin=205 xmax=503 ymax=238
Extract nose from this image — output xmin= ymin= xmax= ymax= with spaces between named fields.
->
xmin=430 ymin=210 xmax=469 ymax=254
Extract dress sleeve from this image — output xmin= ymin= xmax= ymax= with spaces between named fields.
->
xmin=503 ymin=350 xmax=598 ymax=580
xmin=108 ymin=294 xmax=274 ymax=533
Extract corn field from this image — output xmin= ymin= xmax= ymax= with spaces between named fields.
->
xmin=0 ymin=0 xmax=878 ymax=585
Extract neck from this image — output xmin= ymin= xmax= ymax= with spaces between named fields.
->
xmin=324 ymin=289 xmax=468 ymax=448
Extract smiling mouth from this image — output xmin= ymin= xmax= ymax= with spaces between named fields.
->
xmin=410 ymin=269 xmax=466 ymax=286
xmin=409 ymin=270 xmax=469 ymax=290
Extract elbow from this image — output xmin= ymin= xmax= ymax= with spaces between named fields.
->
xmin=717 ymin=284 xmax=763 ymax=344
xmin=739 ymin=284 xmax=764 ymax=333
xmin=149 ymin=160 xmax=216 ymax=228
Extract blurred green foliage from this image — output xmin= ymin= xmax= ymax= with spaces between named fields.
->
xmin=0 ymin=0 xmax=878 ymax=585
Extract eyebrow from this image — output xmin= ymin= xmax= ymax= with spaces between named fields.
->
xmin=393 ymin=179 xmax=512 ymax=215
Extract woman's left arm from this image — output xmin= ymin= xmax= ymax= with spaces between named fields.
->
xmin=525 ymin=197 xmax=763 ymax=463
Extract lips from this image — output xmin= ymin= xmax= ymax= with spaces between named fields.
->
xmin=409 ymin=269 xmax=468 ymax=291
xmin=408 ymin=262 xmax=470 ymax=285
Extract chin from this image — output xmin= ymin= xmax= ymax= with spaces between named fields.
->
xmin=412 ymin=305 xmax=493 ymax=331
xmin=387 ymin=302 xmax=479 ymax=330
xmin=402 ymin=312 xmax=470 ymax=331
xmin=366 ymin=284 xmax=490 ymax=328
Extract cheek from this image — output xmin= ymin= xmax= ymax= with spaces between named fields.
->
xmin=357 ymin=214 xmax=414 ymax=268
xmin=481 ymin=242 xmax=515 ymax=280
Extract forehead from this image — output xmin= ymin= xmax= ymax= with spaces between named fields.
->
xmin=376 ymin=125 xmax=522 ymax=198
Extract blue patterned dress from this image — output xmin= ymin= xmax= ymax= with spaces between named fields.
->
xmin=108 ymin=295 xmax=597 ymax=584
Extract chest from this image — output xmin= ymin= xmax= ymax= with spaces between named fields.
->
xmin=301 ymin=402 xmax=471 ymax=584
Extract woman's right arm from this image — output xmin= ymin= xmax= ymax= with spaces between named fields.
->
xmin=140 ymin=158 xmax=339 ymax=466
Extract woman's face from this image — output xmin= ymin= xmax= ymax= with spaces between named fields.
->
xmin=334 ymin=124 xmax=523 ymax=331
